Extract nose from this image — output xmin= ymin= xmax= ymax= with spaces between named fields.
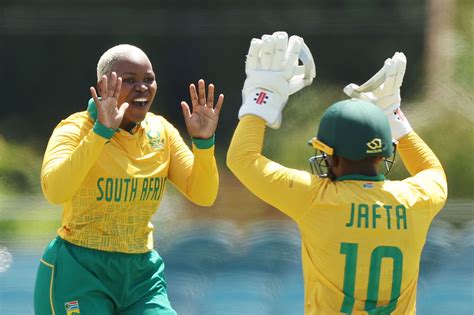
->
xmin=135 ymin=83 xmax=148 ymax=92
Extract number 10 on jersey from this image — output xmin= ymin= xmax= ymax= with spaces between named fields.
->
xmin=340 ymin=243 xmax=403 ymax=313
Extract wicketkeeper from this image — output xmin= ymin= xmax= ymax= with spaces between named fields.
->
xmin=227 ymin=32 xmax=447 ymax=314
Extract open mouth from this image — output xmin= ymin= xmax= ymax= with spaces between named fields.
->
xmin=131 ymin=97 xmax=149 ymax=107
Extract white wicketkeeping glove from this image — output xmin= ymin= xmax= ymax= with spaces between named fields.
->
xmin=343 ymin=52 xmax=412 ymax=140
xmin=239 ymin=31 xmax=316 ymax=129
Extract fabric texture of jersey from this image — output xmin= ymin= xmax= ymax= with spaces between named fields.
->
xmin=227 ymin=115 xmax=447 ymax=315
xmin=41 ymin=102 xmax=218 ymax=253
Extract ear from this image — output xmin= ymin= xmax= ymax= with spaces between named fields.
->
xmin=374 ymin=156 xmax=384 ymax=166
xmin=331 ymin=155 xmax=340 ymax=167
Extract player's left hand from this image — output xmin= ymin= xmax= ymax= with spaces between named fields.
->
xmin=343 ymin=52 xmax=412 ymax=140
xmin=343 ymin=52 xmax=406 ymax=111
xmin=181 ymin=79 xmax=224 ymax=139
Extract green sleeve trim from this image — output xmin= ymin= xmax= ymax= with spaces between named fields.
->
xmin=336 ymin=174 xmax=385 ymax=182
xmin=87 ymin=98 xmax=98 ymax=121
xmin=88 ymin=98 xmax=117 ymax=139
xmin=192 ymin=135 xmax=215 ymax=149
xmin=93 ymin=121 xmax=117 ymax=140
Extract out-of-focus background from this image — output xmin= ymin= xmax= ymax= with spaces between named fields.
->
xmin=0 ymin=0 xmax=473 ymax=314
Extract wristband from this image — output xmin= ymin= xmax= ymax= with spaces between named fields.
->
xmin=192 ymin=135 xmax=215 ymax=149
xmin=93 ymin=121 xmax=118 ymax=140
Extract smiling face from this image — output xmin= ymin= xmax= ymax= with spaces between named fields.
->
xmin=99 ymin=49 xmax=157 ymax=131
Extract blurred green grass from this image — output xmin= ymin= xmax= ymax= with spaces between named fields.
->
xmin=0 ymin=136 xmax=42 ymax=195
xmin=455 ymin=0 xmax=473 ymax=91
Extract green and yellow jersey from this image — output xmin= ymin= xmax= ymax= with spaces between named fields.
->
xmin=227 ymin=116 xmax=447 ymax=315
xmin=42 ymin=100 xmax=218 ymax=253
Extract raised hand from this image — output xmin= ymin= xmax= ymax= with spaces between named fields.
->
xmin=181 ymin=79 xmax=224 ymax=139
xmin=343 ymin=52 xmax=407 ymax=110
xmin=343 ymin=52 xmax=412 ymax=140
xmin=90 ymin=72 xmax=129 ymax=130
xmin=239 ymin=31 xmax=316 ymax=129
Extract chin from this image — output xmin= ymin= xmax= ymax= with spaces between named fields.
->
xmin=126 ymin=109 xmax=149 ymax=122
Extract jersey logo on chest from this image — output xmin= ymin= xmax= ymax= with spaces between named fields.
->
xmin=146 ymin=130 xmax=165 ymax=151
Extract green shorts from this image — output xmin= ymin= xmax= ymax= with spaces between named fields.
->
xmin=34 ymin=236 xmax=177 ymax=315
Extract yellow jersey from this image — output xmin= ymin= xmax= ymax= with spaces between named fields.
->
xmin=41 ymin=100 xmax=218 ymax=253
xmin=227 ymin=116 xmax=447 ymax=314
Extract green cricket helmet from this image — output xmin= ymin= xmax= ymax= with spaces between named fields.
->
xmin=308 ymin=99 xmax=396 ymax=177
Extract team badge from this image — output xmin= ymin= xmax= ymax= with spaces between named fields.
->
xmin=65 ymin=300 xmax=81 ymax=315
xmin=146 ymin=130 xmax=165 ymax=150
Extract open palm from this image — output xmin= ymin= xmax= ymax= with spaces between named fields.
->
xmin=90 ymin=72 xmax=129 ymax=130
xmin=181 ymin=79 xmax=224 ymax=139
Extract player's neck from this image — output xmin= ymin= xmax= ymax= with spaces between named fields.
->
xmin=334 ymin=162 xmax=379 ymax=178
xmin=337 ymin=168 xmax=379 ymax=178
xmin=333 ymin=156 xmax=381 ymax=178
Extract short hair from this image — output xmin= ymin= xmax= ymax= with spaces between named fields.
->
xmin=96 ymin=44 xmax=148 ymax=82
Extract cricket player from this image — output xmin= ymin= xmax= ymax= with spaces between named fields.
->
xmin=227 ymin=32 xmax=447 ymax=314
xmin=34 ymin=44 xmax=223 ymax=314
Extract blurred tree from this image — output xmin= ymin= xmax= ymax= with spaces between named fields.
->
xmin=425 ymin=0 xmax=456 ymax=93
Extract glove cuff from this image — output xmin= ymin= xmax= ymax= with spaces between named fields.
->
xmin=383 ymin=104 xmax=413 ymax=140
xmin=239 ymin=88 xmax=287 ymax=129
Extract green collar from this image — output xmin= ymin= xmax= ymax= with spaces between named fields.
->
xmin=87 ymin=98 xmax=98 ymax=121
xmin=335 ymin=174 xmax=385 ymax=182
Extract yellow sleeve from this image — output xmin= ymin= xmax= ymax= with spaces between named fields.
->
xmin=227 ymin=115 xmax=317 ymax=221
xmin=165 ymin=121 xmax=218 ymax=207
xmin=41 ymin=119 xmax=108 ymax=205
xmin=398 ymin=131 xmax=448 ymax=216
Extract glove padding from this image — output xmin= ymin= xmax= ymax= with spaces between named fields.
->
xmin=343 ymin=52 xmax=412 ymax=140
xmin=239 ymin=31 xmax=316 ymax=129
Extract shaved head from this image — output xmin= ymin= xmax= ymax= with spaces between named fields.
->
xmin=96 ymin=44 xmax=149 ymax=82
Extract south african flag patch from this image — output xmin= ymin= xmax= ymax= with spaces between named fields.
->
xmin=65 ymin=300 xmax=80 ymax=315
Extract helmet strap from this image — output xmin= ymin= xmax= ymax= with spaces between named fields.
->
xmin=383 ymin=141 xmax=397 ymax=176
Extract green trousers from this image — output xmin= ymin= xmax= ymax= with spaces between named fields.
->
xmin=34 ymin=237 xmax=177 ymax=315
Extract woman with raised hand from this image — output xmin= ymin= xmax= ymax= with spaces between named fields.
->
xmin=34 ymin=44 xmax=223 ymax=315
